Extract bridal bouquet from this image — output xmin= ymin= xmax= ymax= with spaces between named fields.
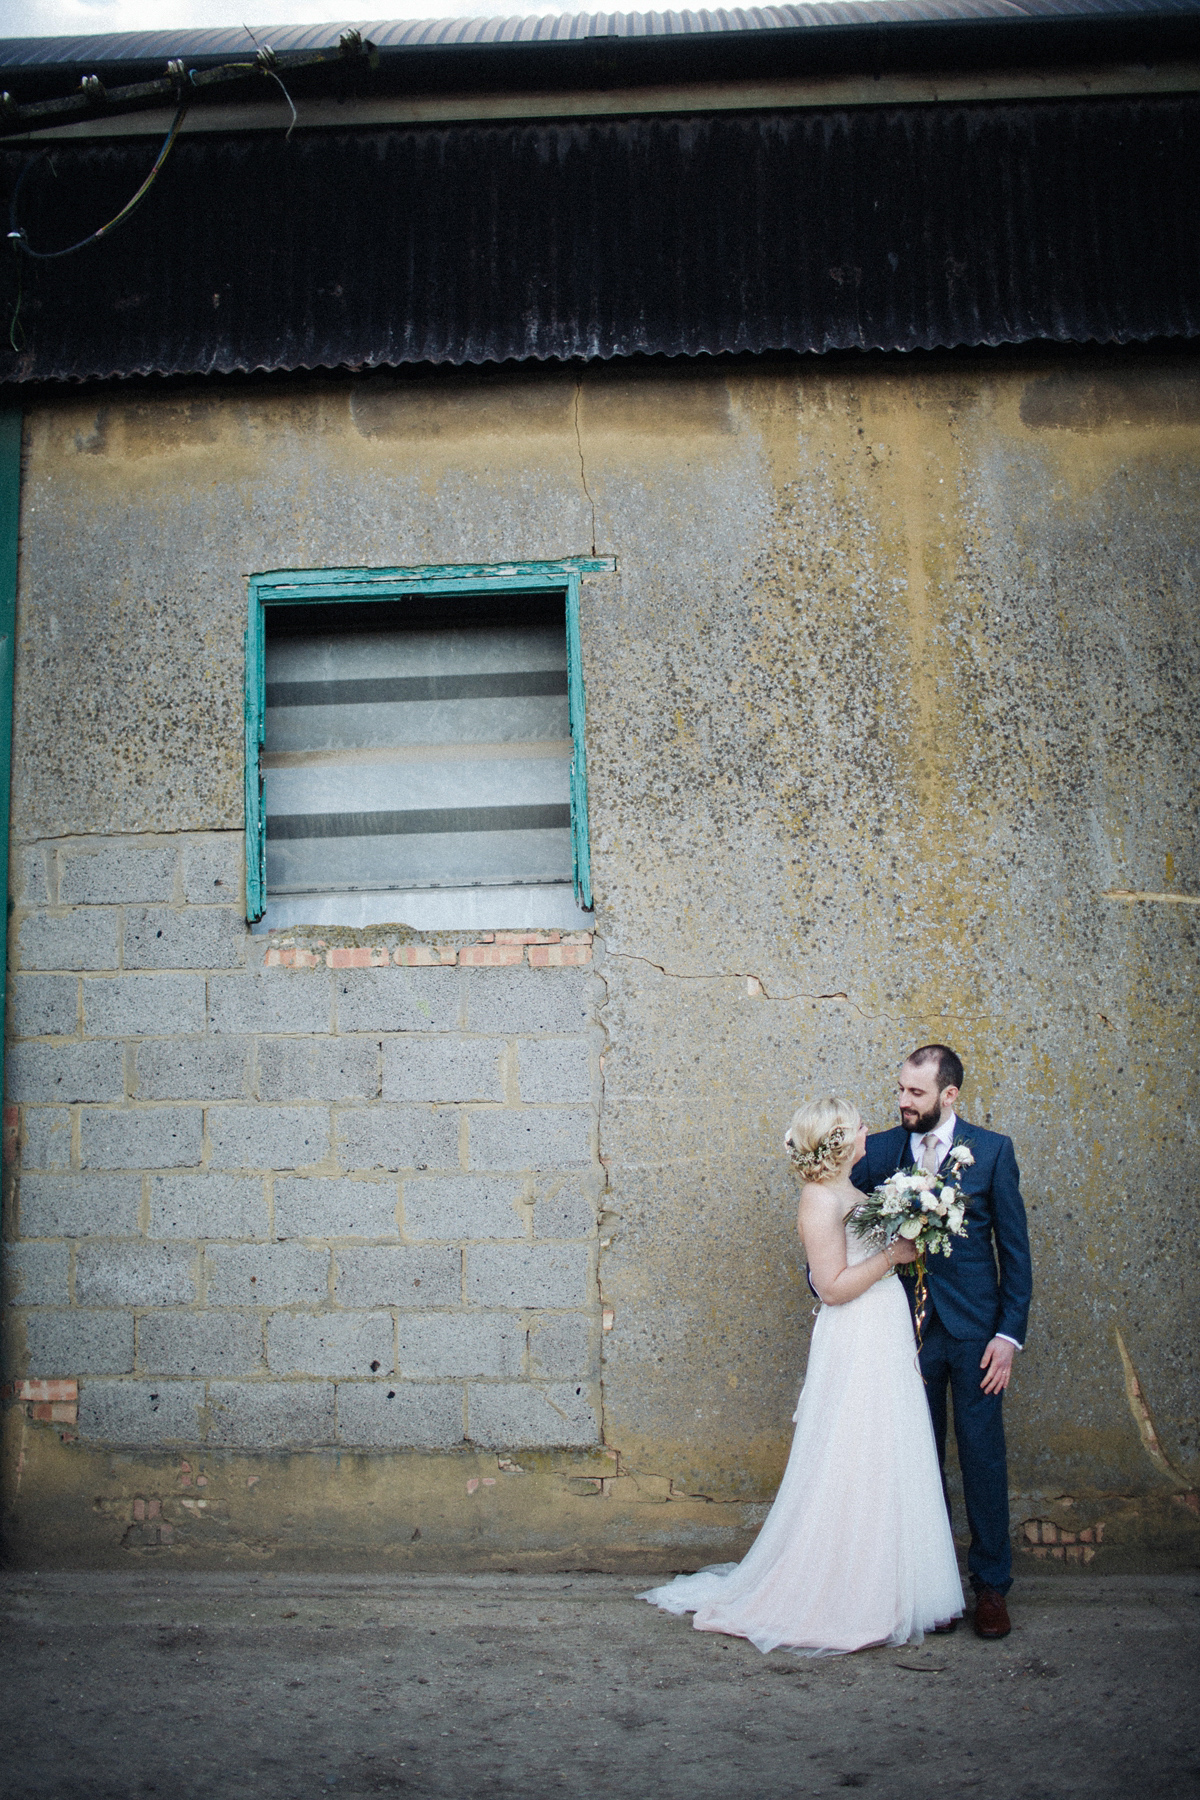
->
xmin=851 ymin=1142 xmax=974 ymax=1264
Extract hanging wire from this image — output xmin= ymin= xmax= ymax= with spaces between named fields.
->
xmin=242 ymin=29 xmax=299 ymax=140
xmin=7 ymin=257 xmax=23 ymax=352
xmin=8 ymin=92 xmax=190 ymax=261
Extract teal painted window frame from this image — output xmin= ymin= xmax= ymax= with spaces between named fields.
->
xmin=244 ymin=558 xmax=613 ymax=924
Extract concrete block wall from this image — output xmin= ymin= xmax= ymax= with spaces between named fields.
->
xmin=3 ymin=832 xmax=605 ymax=1451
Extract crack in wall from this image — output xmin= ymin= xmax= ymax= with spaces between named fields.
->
xmin=573 ymin=378 xmax=597 ymax=556
xmin=606 ymin=949 xmax=897 ymax=1022
xmin=605 ymin=951 xmax=1015 ymax=1028
xmin=1114 ymin=1326 xmax=1190 ymax=1487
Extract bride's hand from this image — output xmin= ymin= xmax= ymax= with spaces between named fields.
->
xmin=888 ymin=1238 xmax=919 ymax=1266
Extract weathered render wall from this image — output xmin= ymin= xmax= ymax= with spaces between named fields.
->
xmin=2 ymin=355 xmax=1198 ymax=1570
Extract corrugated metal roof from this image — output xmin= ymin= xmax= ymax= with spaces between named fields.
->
xmin=3 ymin=0 xmax=1200 ymax=70
xmin=1 ymin=93 xmax=1196 ymax=385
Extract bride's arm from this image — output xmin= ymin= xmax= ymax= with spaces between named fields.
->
xmin=799 ymin=1188 xmax=915 ymax=1305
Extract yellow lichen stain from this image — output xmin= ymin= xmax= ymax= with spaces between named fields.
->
xmin=351 ymin=371 xmax=576 ymax=441
xmin=997 ymin=361 xmax=1200 ymax=503
xmin=0 ymin=1420 xmax=767 ymax=1573
xmin=578 ymin=368 xmax=734 ymax=443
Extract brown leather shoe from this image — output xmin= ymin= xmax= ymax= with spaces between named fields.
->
xmin=973 ymin=1589 xmax=1012 ymax=1638
xmin=931 ymin=1618 xmax=959 ymax=1634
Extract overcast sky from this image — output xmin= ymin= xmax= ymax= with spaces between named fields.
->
xmin=0 ymin=0 xmax=577 ymax=39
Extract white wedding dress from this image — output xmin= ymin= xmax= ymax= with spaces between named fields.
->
xmin=640 ymin=1222 xmax=964 ymax=1655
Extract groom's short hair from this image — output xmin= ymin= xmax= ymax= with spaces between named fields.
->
xmin=907 ymin=1044 xmax=964 ymax=1093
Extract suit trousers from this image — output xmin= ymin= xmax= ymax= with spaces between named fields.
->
xmin=918 ymin=1310 xmax=1013 ymax=1595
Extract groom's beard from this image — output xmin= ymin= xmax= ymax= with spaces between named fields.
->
xmin=899 ymin=1102 xmax=942 ymax=1135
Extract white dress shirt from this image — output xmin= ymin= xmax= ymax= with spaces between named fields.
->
xmin=909 ymin=1110 xmax=1022 ymax=1352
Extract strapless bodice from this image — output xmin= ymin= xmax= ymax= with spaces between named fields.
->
xmin=843 ymin=1210 xmax=883 ymax=1267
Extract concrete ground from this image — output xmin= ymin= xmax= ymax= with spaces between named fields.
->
xmin=1 ymin=1572 xmax=1198 ymax=1800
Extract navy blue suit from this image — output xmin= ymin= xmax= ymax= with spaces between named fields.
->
xmin=851 ymin=1118 xmax=1032 ymax=1596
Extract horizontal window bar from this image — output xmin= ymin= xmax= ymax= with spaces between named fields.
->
xmin=266 ymin=670 xmax=567 ymax=708
xmin=262 ymin=738 xmax=573 ymax=770
xmin=267 ymin=804 xmax=572 ymax=841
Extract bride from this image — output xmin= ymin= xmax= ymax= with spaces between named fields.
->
xmin=640 ymin=1096 xmax=964 ymax=1654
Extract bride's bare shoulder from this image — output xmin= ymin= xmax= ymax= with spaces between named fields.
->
xmin=798 ymin=1181 xmax=841 ymax=1217
xmin=799 ymin=1179 xmax=837 ymax=1203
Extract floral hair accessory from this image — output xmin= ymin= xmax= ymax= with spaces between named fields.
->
xmin=785 ymin=1123 xmax=852 ymax=1182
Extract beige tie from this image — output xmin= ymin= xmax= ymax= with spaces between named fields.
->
xmin=920 ymin=1132 xmax=942 ymax=1175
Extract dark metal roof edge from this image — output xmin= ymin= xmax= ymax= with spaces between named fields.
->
xmin=5 ymin=333 xmax=1200 ymax=402
xmin=6 ymin=0 xmax=1200 ymax=73
xmin=6 ymin=323 xmax=1200 ymax=392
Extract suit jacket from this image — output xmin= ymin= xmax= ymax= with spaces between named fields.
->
xmin=850 ymin=1119 xmax=1032 ymax=1345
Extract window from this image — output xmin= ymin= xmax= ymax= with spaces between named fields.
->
xmin=244 ymin=561 xmax=611 ymax=931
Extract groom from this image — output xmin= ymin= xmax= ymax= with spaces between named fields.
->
xmin=852 ymin=1044 xmax=1032 ymax=1639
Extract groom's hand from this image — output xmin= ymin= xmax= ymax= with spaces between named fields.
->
xmin=980 ymin=1338 xmax=1015 ymax=1395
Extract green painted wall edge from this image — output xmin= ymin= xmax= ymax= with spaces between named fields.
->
xmin=0 ymin=411 xmax=20 ymax=1104
xmin=244 ymin=558 xmax=614 ymax=922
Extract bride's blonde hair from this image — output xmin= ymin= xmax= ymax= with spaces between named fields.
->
xmin=784 ymin=1096 xmax=862 ymax=1182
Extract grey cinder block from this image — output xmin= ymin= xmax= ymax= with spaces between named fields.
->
xmin=397 ymin=1312 xmax=524 ymax=1380
xmin=124 ymin=906 xmax=246 ymax=971
xmin=403 ymin=1176 xmax=526 ymax=1241
xmin=334 ymin=967 xmax=459 ymax=1034
xmin=383 ymin=1038 xmax=504 ymax=1104
xmin=336 ymin=1106 xmax=460 ymax=1174
xmin=183 ymin=837 xmax=243 ymax=905
xmin=207 ymin=972 xmax=333 ymax=1035
xmin=75 ymin=1243 xmax=197 ymax=1307
xmin=467 ymin=1109 xmax=593 ymax=1172
xmin=6 ymin=1042 xmax=124 ymax=1104
xmin=25 ymin=1309 xmax=135 ymax=1376
xmin=58 ymin=843 xmax=176 ymax=906
xmin=207 ymin=1106 xmax=330 ymax=1172
xmin=11 ymin=975 xmax=78 ymax=1039
xmin=466 ymin=1244 xmax=590 ymax=1310
xmin=274 ymin=1177 xmax=399 ymax=1241
xmin=137 ymin=1310 xmax=263 ymax=1376
xmin=78 ymin=1379 xmax=204 ymax=1444
xmin=207 ymin=1380 xmax=336 ymax=1447
xmin=258 ymin=1037 xmax=379 ymax=1102
xmin=532 ymin=1183 xmax=597 ymax=1239
xmin=21 ymin=1107 xmax=72 ymax=1171
xmin=333 ymin=1244 xmax=460 ymax=1309
xmin=517 ymin=1039 xmax=593 ymax=1103
xmin=18 ymin=910 xmax=119 ymax=973
xmin=267 ymin=1311 xmax=393 ymax=1377
xmin=464 ymin=969 xmax=591 ymax=1035
xmin=136 ymin=1037 xmax=251 ymax=1101
xmin=149 ymin=1175 xmax=267 ymax=1241
xmin=2 ymin=1242 xmax=69 ymax=1306
xmin=19 ymin=1174 xmax=141 ymax=1239
xmin=205 ymin=1242 xmax=329 ymax=1306
xmin=14 ymin=845 xmax=50 ymax=907
xmin=528 ymin=1313 xmax=593 ymax=1379
xmin=80 ymin=1107 xmax=203 ymax=1170
xmin=466 ymin=1380 xmax=598 ymax=1448
xmin=83 ymin=974 xmax=207 ymax=1038
xmin=335 ymin=1381 xmax=464 ymax=1449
